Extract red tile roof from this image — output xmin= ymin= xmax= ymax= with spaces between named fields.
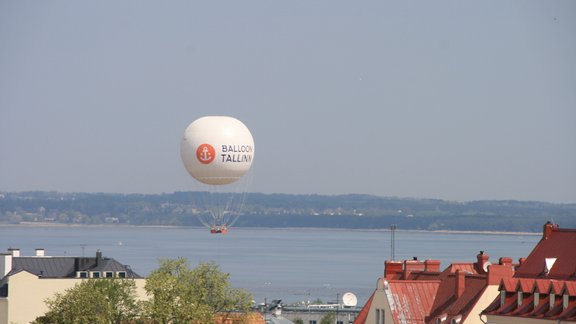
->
xmin=564 ymin=281 xmax=576 ymax=296
xmin=386 ymin=280 xmax=440 ymax=324
xmin=482 ymin=223 xmax=576 ymax=322
xmin=515 ymin=223 xmax=576 ymax=280
xmin=440 ymin=276 xmax=488 ymax=322
xmin=444 ymin=263 xmax=478 ymax=275
xmin=533 ymin=278 xmax=550 ymax=293
xmin=517 ymin=278 xmax=533 ymax=293
xmin=357 ymin=252 xmax=517 ymax=324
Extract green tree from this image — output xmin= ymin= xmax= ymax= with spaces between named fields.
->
xmin=143 ymin=258 xmax=253 ymax=323
xmin=320 ymin=312 xmax=336 ymax=324
xmin=34 ymin=279 xmax=141 ymax=324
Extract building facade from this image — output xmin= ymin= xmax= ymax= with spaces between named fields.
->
xmin=0 ymin=248 xmax=147 ymax=324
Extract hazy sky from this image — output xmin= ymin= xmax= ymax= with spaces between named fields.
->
xmin=1 ymin=1 xmax=575 ymax=203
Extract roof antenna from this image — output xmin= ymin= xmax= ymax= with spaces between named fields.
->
xmin=390 ymin=224 xmax=397 ymax=261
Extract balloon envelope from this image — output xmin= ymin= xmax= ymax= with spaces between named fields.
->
xmin=181 ymin=116 xmax=255 ymax=185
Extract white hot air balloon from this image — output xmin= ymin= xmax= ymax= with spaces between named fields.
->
xmin=180 ymin=116 xmax=255 ymax=233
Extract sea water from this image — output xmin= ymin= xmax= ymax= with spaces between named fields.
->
xmin=0 ymin=226 xmax=540 ymax=305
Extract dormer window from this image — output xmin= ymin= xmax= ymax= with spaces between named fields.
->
xmin=436 ymin=313 xmax=447 ymax=324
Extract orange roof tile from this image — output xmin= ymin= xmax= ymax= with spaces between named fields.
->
xmin=550 ymin=280 xmax=564 ymax=294
xmin=387 ymin=280 xmax=440 ymax=324
xmin=445 ymin=263 xmax=477 ymax=275
xmin=517 ymin=278 xmax=534 ymax=293
xmin=532 ymin=279 xmax=550 ymax=293
xmin=563 ymin=281 xmax=576 ymax=296
xmin=499 ymin=278 xmax=518 ymax=292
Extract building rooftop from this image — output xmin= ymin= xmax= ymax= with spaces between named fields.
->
xmin=514 ymin=222 xmax=576 ymax=280
xmin=384 ymin=279 xmax=440 ymax=324
xmin=481 ymin=222 xmax=576 ymax=322
xmin=355 ymin=251 xmax=517 ymax=324
xmin=1 ymin=248 xmax=142 ymax=280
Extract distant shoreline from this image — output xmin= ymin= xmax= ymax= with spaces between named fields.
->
xmin=0 ymin=222 xmax=541 ymax=236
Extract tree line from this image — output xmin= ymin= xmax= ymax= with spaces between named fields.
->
xmin=1 ymin=191 xmax=575 ymax=232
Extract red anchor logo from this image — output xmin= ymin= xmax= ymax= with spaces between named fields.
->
xmin=196 ymin=144 xmax=216 ymax=164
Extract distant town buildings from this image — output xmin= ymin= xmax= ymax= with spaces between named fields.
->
xmin=0 ymin=248 xmax=146 ymax=324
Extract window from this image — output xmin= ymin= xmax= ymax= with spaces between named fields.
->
xmin=500 ymin=290 xmax=506 ymax=306
xmin=105 ymin=271 xmax=114 ymax=278
xmin=77 ymin=271 xmax=88 ymax=278
xmin=376 ymin=309 xmax=384 ymax=324
xmin=550 ymin=294 xmax=555 ymax=308
xmin=117 ymin=271 xmax=127 ymax=278
xmin=91 ymin=271 xmax=101 ymax=278
xmin=534 ymin=292 xmax=540 ymax=306
xmin=564 ymin=294 xmax=569 ymax=310
xmin=518 ymin=292 xmax=523 ymax=306
xmin=308 ymin=321 xmax=317 ymax=324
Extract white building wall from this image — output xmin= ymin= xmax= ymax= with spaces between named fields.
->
xmin=0 ymin=271 xmax=147 ymax=324
xmin=0 ymin=254 xmax=12 ymax=278
xmin=363 ymin=279 xmax=394 ymax=324
xmin=463 ymin=285 xmax=499 ymax=324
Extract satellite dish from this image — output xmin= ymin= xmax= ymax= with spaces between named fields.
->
xmin=482 ymin=261 xmax=492 ymax=273
xmin=342 ymin=292 xmax=358 ymax=307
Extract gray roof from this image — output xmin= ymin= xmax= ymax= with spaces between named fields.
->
xmin=7 ymin=254 xmax=142 ymax=279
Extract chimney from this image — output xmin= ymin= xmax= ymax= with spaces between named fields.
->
xmin=499 ymin=257 xmax=512 ymax=266
xmin=519 ymin=258 xmax=527 ymax=266
xmin=487 ymin=264 xmax=514 ymax=285
xmin=455 ymin=270 xmax=466 ymax=298
xmin=424 ymin=260 xmax=441 ymax=272
xmin=8 ymin=248 xmax=20 ymax=257
xmin=384 ymin=261 xmax=403 ymax=280
xmin=96 ymin=250 xmax=103 ymax=266
xmin=476 ymin=251 xmax=489 ymax=273
xmin=543 ymin=222 xmax=558 ymax=240
xmin=403 ymin=258 xmax=425 ymax=279
xmin=0 ymin=253 xmax=13 ymax=278
xmin=35 ymin=248 xmax=45 ymax=257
